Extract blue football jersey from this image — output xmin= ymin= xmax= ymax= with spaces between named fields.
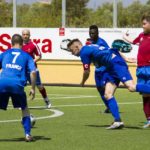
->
xmin=80 ymin=45 xmax=120 ymax=68
xmin=90 ymin=37 xmax=109 ymax=72
xmin=91 ymin=37 xmax=109 ymax=50
xmin=0 ymin=48 xmax=36 ymax=86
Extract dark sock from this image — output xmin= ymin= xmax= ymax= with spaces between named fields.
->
xmin=143 ymin=97 xmax=150 ymax=120
xmin=39 ymin=87 xmax=47 ymax=99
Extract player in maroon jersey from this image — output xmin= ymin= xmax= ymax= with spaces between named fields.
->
xmin=123 ymin=13 xmax=150 ymax=128
xmin=22 ymin=29 xmax=51 ymax=108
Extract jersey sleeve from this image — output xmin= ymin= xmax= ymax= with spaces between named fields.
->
xmin=33 ymin=43 xmax=42 ymax=57
xmin=100 ymin=38 xmax=110 ymax=48
xmin=133 ymin=33 xmax=142 ymax=44
xmin=80 ymin=46 xmax=91 ymax=70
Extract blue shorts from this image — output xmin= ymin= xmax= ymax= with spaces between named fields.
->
xmin=95 ymin=70 xmax=120 ymax=88
xmin=0 ymin=78 xmax=27 ymax=110
xmin=108 ymin=56 xmax=133 ymax=83
xmin=27 ymin=69 xmax=41 ymax=85
xmin=0 ymin=78 xmax=24 ymax=94
xmin=0 ymin=92 xmax=27 ymax=110
xmin=136 ymin=66 xmax=150 ymax=84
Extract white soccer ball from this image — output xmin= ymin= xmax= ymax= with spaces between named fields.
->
xmin=30 ymin=114 xmax=36 ymax=128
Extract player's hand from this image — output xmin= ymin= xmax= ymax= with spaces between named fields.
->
xmin=125 ymin=30 xmax=129 ymax=36
xmin=123 ymin=30 xmax=129 ymax=39
xmin=29 ymin=89 xmax=35 ymax=100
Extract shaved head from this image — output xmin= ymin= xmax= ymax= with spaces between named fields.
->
xmin=22 ymin=29 xmax=31 ymax=43
xmin=22 ymin=29 xmax=30 ymax=35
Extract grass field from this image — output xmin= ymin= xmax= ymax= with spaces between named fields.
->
xmin=0 ymin=86 xmax=150 ymax=150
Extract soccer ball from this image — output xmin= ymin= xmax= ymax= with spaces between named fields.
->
xmin=30 ymin=114 xmax=36 ymax=128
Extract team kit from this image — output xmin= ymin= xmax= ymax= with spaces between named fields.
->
xmin=1 ymin=18 xmax=150 ymax=142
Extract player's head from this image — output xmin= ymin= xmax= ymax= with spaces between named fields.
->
xmin=89 ymin=25 xmax=99 ymax=42
xmin=22 ymin=29 xmax=30 ymax=43
xmin=11 ymin=34 xmax=23 ymax=46
xmin=67 ymin=39 xmax=82 ymax=56
xmin=141 ymin=13 xmax=150 ymax=34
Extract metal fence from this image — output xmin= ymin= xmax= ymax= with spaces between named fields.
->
xmin=1 ymin=0 xmax=148 ymax=28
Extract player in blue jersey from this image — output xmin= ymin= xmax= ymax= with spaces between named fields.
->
xmin=88 ymin=25 xmax=111 ymax=113
xmin=67 ymin=39 xmax=150 ymax=129
xmin=0 ymin=34 xmax=36 ymax=141
xmin=87 ymin=25 xmax=135 ymax=114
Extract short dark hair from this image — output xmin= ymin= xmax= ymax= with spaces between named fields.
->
xmin=11 ymin=34 xmax=23 ymax=46
xmin=89 ymin=25 xmax=98 ymax=32
xmin=141 ymin=13 xmax=150 ymax=22
xmin=67 ymin=38 xmax=81 ymax=49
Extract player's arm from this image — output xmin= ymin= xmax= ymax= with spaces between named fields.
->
xmin=80 ymin=64 xmax=90 ymax=87
xmin=34 ymin=43 xmax=42 ymax=63
xmin=29 ymin=71 xmax=36 ymax=100
xmin=34 ymin=55 xmax=41 ymax=63
xmin=119 ymin=51 xmax=137 ymax=63
xmin=28 ymin=56 xmax=37 ymax=100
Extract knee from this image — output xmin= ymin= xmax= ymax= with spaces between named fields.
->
xmin=104 ymin=93 xmax=113 ymax=100
xmin=127 ymin=84 xmax=136 ymax=92
xmin=37 ymin=85 xmax=44 ymax=90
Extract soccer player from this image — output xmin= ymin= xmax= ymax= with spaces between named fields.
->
xmin=22 ymin=29 xmax=51 ymax=108
xmin=67 ymin=39 xmax=150 ymax=129
xmin=0 ymin=34 xmax=36 ymax=142
xmin=86 ymin=25 xmax=110 ymax=113
xmin=123 ymin=13 xmax=150 ymax=128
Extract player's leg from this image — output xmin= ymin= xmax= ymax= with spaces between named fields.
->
xmin=136 ymin=66 xmax=150 ymax=128
xmin=124 ymin=80 xmax=150 ymax=93
xmin=97 ymin=87 xmax=110 ymax=113
xmin=0 ymin=93 xmax=10 ymax=110
xmin=36 ymin=70 xmax=51 ymax=108
xmin=142 ymin=95 xmax=150 ymax=128
xmin=21 ymin=107 xmax=33 ymax=142
xmin=95 ymin=70 xmax=110 ymax=113
xmin=111 ymin=58 xmax=150 ymax=93
xmin=104 ymin=82 xmax=124 ymax=129
xmin=11 ymin=92 xmax=33 ymax=142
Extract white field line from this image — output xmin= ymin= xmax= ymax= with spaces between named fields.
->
xmin=49 ymin=101 xmax=142 ymax=108
xmin=2 ymin=101 xmax=142 ymax=124
xmin=11 ymin=101 xmax=141 ymax=109
xmin=0 ymin=109 xmax=64 ymax=123
xmin=2 ymin=93 xmax=142 ymax=123
xmin=33 ymin=95 xmax=98 ymax=100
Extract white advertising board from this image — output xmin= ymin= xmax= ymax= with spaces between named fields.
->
xmin=0 ymin=28 xmax=142 ymax=60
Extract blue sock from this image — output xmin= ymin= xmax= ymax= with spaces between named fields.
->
xmin=22 ymin=116 xmax=31 ymax=135
xmin=136 ymin=84 xmax=150 ymax=94
xmin=107 ymin=97 xmax=121 ymax=122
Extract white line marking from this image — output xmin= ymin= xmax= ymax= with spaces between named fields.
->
xmin=3 ymin=101 xmax=142 ymax=123
xmin=0 ymin=108 xmax=64 ymax=123
xmin=20 ymin=101 xmax=142 ymax=108
xmin=49 ymin=101 xmax=142 ymax=108
xmin=33 ymin=95 xmax=97 ymax=100
xmin=27 ymin=93 xmax=97 ymax=97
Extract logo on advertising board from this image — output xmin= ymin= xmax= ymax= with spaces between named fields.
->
xmin=59 ymin=28 xmax=65 ymax=36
